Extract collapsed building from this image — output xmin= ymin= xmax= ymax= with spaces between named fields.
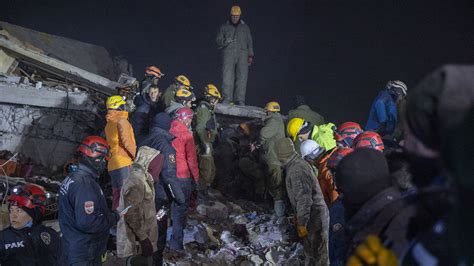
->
xmin=0 ymin=23 xmax=293 ymax=264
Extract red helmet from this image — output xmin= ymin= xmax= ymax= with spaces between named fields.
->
xmin=9 ymin=184 xmax=47 ymax=215
xmin=327 ymin=147 xmax=354 ymax=170
xmin=334 ymin=122 xmax=363 ymax=147
xmin=77 ymin=136 xmax=110 ymax=160
xmin=174 ymin=107 xmax=194 ymax=121
xmin=352 ymin=131 xmax=384 ymax=151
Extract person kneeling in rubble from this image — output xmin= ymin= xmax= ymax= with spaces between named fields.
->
xmin=0 ymin=183 xmax=62 ymax=265
xmin=168 ymin=107 xmax=199 ymax=256
xmin=275 ymin=138 xmax=329 ymax=266
xmin=117 ymin=146 xmax=164 ymax=265
xmin=59 ymin=136 xmax=120 ymax=265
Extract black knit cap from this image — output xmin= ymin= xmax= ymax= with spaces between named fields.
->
xmin=336 ymin=148 xmax=391 ymax=211
xmin=405 ymin=64 xmax=474 ymax=150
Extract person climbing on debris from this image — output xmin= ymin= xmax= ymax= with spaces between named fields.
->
xmin=194 ymin=84 xmax=221 ymax=201
xmin=255 ymin=101 xmax=286 ymax=217
xmin=117 ymin=146 xmax=162 ymax=265
xmin=105 ymin=95 xmax=137 ymax=210
xmin=0 ymin=184 xmax=62 ymax=265
xmin=165 ymin=88 xmax=196 ymax=117
xmin=216 ymin=5 xmax=254 ymax=105
xmin=59 ymin=136 xmax=120 ymax=265
xmin=162 ymin=75 xmax=192 ymax=108
xmin=168 ymin=107 xmax=199 ymax=256
xmin=140 ymin=112 xmax=186 ymax=265
xmin=275 ymin=138 xmax=329 ymax=265
xmin=365 ymin=80 xmax=408 ymax=137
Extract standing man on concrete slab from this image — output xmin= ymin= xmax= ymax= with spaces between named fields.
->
xmin=216 ymin=5 xmax=254 ymax=105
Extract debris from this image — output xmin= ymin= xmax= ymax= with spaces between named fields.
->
xmin=196 ymin=200 xmax=229 ymax=220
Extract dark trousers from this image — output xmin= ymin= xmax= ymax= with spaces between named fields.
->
xmin=329 ymin=198 xmax=347 ymax=266
xmin=169 ymin=178 xmax=193 ymax=251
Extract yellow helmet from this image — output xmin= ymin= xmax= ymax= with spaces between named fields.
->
xmin=175 ymin=88 xmax=195 ymax=102
xmin=106 ymin=95 xmax=126 ymax=110
xmin=175 ymin=75 xmax=191 ymax=88
xmin=230 ymin=5 xmax=241 ymax=16
xmin=287 ymin=118 xmax=306 ymax=141
xmin=265 ymin=101 xmax=280 ymax=112
xmin=204 ymin=84 xmax=222 ymax=99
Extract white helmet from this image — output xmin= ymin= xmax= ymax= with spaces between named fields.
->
xmin=300 ymin=140 xmax=325 ymax=160
xmin=386 ymin=80 xmax=408 ymax=96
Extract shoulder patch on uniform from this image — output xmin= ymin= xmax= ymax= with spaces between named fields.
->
xmin=168 ymin=154 xmax=176 ymax=164
xmin=84 ymin=201 xmax=94 ymax=215
xmin=200 ymin=104 xmax=206 ymax=109
xmin=40 ymin=232 xmax=51 ymax=245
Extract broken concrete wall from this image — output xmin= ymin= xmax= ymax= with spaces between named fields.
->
xmin=0 ymin=21 xmax=131 ymax=80
xmin=0 ymin=101 xmax=98 ymax=168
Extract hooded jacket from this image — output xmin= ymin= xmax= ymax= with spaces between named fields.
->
xmin=170 ymin=120 xmax=199 ymax=183
xmin=117 ymin=146 xmax=159 ymax=258
xmin=105 ymin=110 xmax=137 ymax=171
xmin=365 ymin=89 xmax=398 ymax=135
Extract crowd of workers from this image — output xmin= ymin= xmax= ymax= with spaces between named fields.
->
xmin=0 ymin=5 xmax=471 ymax=266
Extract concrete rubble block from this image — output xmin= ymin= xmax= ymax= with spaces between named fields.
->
xmin=196 ymin=200 xmax=229 ymax=220
xmin=0 ymin=49 xmax=17 ymax=75
xmin=227 ymin=201 xmax=246 ymax=214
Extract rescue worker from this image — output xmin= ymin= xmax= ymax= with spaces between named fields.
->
xmin=288 ymin=95 xmax=325 ymax=126
xmin=287 ymin=95 xmax=326 ymax=153
xmin=0 ymin=184 xmax=61 ymax=265
xmin=352 ymin=131 xmax=385 ymax=152
xmin=300 ymin=140 xmax=339 ymax=206
xmin=162 ymin=75 xmax=192 ymax=107
xmin=59 ymin=136 xmax=119 ymax=265
xmin=255 ymin=101 xmax=286 ymax=217
xmin=168 ymin=107 xmax=199 ymax=254
xmin=334 ymin=122 xmax=363 ymax=148
xmin=131 ymin=85 xmax=165 ymax=145
xmin=141 ymin=66 xmax=164 ymax=94
xmin=117 ymin=146 xmax=162 ymax=265
xmin=365 ymin=80 xmax=408 ymax=136
xmin=194 ymin=84 xmax=221 ymax=200
xmin=105 ymin=95 xmax=137 ymax=210
xmin=336 ymin=148 xmax=416 ymax=260
xmin=275 ymin=138 xmax=329 ymax=265
xmin=140 ymin=112 xmax=186 ymax=265
xmin=216 ymin=5 xmax=254 ymax=105
xmin=165 ymin=88 xmax=195 ymax=117
xmin=287 ymin=117 xmax=337 ymax=151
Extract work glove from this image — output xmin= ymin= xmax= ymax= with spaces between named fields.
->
xmin=296 ymin=225 xmax=308 ymax=238
xmin=139 ymin=238 xmax=154 ymax=257
xmin=346 ymin=235 xmax=398 ymax=266
xmin=248 ymin=56 xmax=253 ymax=66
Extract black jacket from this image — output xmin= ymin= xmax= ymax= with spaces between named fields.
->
xmin=0 ymin=225 xmax=61 ymax=265
xmin=140 ymin=127 xmax=186 ymax=206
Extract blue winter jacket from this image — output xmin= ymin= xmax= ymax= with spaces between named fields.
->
xmin=58 ymin=164 xmax=116 ymax=264
xmin=365 ymin=89 xmax=398 ymax=135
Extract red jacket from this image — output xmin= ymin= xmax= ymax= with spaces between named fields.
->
xmin=170 ymin=120 xmax=199 ymax=183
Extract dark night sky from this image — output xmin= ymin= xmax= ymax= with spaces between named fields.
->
xmin=2 ymin=0 xmax=473 ymax=124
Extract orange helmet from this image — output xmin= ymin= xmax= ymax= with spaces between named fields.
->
xmin=145 ymin=66 xmax=164 ymax=79
xmin=353 ymin=131 xmax=384 ymax=151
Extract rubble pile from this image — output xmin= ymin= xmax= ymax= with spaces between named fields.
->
xmin=163 ymin=189 xmax=305 ymax=265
